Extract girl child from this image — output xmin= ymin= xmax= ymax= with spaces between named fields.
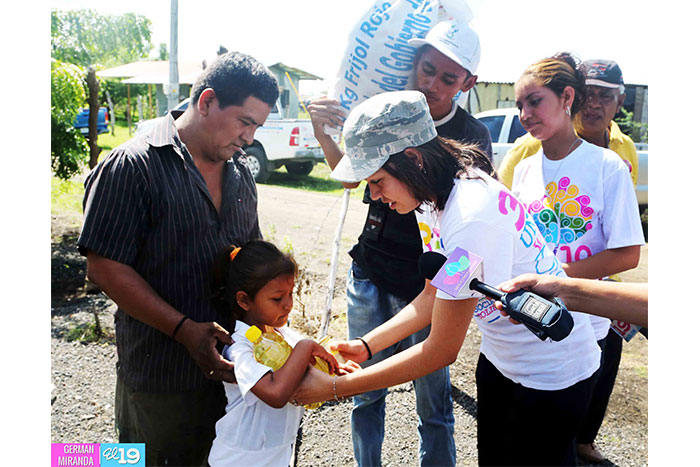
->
xmin=509 ymin=52 xmax=645 ymax=461
xmin=292 ymin=90 xmax=602 ymax=466
xmin=207 ymin=239 xmax=341 ymax=467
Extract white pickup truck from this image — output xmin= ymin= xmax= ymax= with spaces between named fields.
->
xmin=135 ymin=98 xmax=326 ymax=182
xmin=474 ymin=107 xmax=648 ymax=209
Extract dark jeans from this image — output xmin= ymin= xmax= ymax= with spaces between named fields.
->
xmin=475 ymin=354 xmax=595 ymax=466
xmin=577 ymin=329 xmax=623 ymax=443
xmin=346 ymin=262 xmax=456 ymax=466
xmin=115 ymin=376 xmax=226 ymax=467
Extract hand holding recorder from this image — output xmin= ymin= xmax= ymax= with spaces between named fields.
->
xmin=418 ymin=251 xmax=574 ymax=341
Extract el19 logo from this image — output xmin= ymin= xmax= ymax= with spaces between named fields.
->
xmin=100 ymin=443 xmax=145 ymax=467
xmin=611 ymin=319 xmax=639 ymax=341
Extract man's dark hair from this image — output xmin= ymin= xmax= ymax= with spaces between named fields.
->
xmin=191 ymin=51 xmax=279 ymax=108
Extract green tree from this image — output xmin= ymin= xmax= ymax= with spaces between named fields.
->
xmin=159 ymin=43 xmax=169 ymax=60
xmin=615 ymin=107 xmax=648 ymax=143
xmin=51 ymin=59 xmax=88 ymax=180
xmin=51 ymin=8 xmax=153 ymax=68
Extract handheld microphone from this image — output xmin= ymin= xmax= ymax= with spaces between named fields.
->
xmin=418 ymin=251 xmax=574 ymax=342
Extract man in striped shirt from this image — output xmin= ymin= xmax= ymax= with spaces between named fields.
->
xmin=78 ymin=51 xmax=278 ymax=466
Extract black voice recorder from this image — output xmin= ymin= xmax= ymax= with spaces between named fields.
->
xmin=418 ymin=252 xmax=574 ymax=342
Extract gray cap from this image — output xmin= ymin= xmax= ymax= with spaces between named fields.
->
xmin=331 ymin=91 xmax=437 ymax=183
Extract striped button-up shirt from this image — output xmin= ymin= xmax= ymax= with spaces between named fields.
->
xmin=78 ymin=111 xmax=261 ymax=392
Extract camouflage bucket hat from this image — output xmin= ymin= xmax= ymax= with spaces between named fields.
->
xmin=331 ymin=91 xmax=438 ymax=183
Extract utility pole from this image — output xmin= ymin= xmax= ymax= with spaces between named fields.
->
xmin=168 ymin=0 xmax=179 ymax=110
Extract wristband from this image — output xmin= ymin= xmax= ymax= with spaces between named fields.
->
xmin=332 ymin=376 xmax=339 ymax=402
xmin=172 ymin=316 xmax=189 ymax=338
xmin=355 ymin=337 xmax=372 ymax=360
xmin=333 ymin=375 xmax=345 ymax=402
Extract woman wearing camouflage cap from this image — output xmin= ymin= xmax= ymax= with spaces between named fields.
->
xmin=294 ymin=90 xmax=601 ymax=466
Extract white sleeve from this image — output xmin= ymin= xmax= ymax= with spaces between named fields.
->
xmin=226 ymin=342 xmax=273 ymax=405
xmin=601 ymin=157 xmax=645 ymax=249
xmin=278 ymin=326 xmax=305 ymax=347
xmin=437 ymin=220 xmax=515 ymax=301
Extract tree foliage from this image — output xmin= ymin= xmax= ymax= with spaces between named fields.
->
xmin=615 ymin=107 xmax=648 ymax=143
xmin=159 ymin=43 xmax=169 ymax=61
xmin=51 ymin=59 xmax=89 ymax=180
xmin=51 ymin=8 xmax=155 ymax=178
xmin=51 ymin=8 xmax=153 ymax=68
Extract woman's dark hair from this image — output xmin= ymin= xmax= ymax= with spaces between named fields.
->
xmin=191 ymin=51 xmax=279 ymax=108
xmin=382 ymin=137 xmax=497 ymax=212
xmin=520 ymin=52 xmax=588 ymax=117
xmin=211 ymin=240 xmax=297 ymax=329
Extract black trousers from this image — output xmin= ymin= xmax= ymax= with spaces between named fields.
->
xmin=577 ymin=329 xmax=623 ymax=443
xmin=475 ymin=354 xmax=596 ymax=466
xmin=115 ymin=377 xmax=227 ymax=467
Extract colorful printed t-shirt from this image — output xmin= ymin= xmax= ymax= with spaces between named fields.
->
xmin=414 ymin=173 xmax=600 ymax=391
xmin=497 ymin=120 xmax=638 ymax=190
xmin=511 ymin=140 xmax=645 ymax=339
xmin=208 ymin=322 xmax=305 ymax=467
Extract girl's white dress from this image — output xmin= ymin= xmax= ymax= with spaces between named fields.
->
xmin=208 ymin=321 xmax=305 ymax=467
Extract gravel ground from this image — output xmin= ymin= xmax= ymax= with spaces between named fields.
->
xmin=51 ymin=185 xmax=648 ymax=466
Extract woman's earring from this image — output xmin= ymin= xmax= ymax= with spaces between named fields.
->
xmin=565 ymin=106 xmax=571 ymax=117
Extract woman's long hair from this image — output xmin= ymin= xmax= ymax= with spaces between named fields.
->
xmin=382 ymin=136 xmax=497 ymax=212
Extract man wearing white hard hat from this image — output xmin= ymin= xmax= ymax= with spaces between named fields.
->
xmin=408 ymin=19 xmax=489 ymax=145
xmin=308 ymin=19 xmax=492 ymax=467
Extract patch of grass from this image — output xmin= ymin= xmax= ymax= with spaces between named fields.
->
xmin=263 ymin=224 xmax=278 ymax=242
xmin=634 ymin=365 xmax=648 ymax=379
xmin=600 ymin=433 xmax=622 ymax=445
xmin=64 ymin=321 xmax=113 ymax=343
xmin=51 ymin=124 xmax=133 ymax=218
xmin=282 ymin=236 xmax=294 ymax=254
xmin=97 ymin=123 xmax=132 ymax=162
xmin=52 ymin=178 xmax=84 ymax=215
xmin=263 ymin=162 xmax=366 ymax=199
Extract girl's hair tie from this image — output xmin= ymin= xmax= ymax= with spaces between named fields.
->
xmin=229 ymin=246 xmax=242 ymax=262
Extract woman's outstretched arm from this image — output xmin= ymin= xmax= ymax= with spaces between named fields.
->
xmin=292 ymin=296 xmax=477 ymax=405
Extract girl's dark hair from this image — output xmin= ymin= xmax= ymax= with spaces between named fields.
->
xmin=211 ymin=240 xmax=297 ymax=329
xmin=382 ymin=137 xmax=497 ymax=212
xmin=521 ymin=52 xmax=588 ymax=117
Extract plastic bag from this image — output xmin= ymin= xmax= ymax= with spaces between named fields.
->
xmin=325 ymin=0 xmax=473 ymax=134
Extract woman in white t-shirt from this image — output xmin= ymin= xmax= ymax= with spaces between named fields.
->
xmin=511 ymin=52 xmax=643 ymax=314
xmin=292 ymin=90 xmax=601 ymax=466
xmin=510 ymin=53 xmax=645 ymax=461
